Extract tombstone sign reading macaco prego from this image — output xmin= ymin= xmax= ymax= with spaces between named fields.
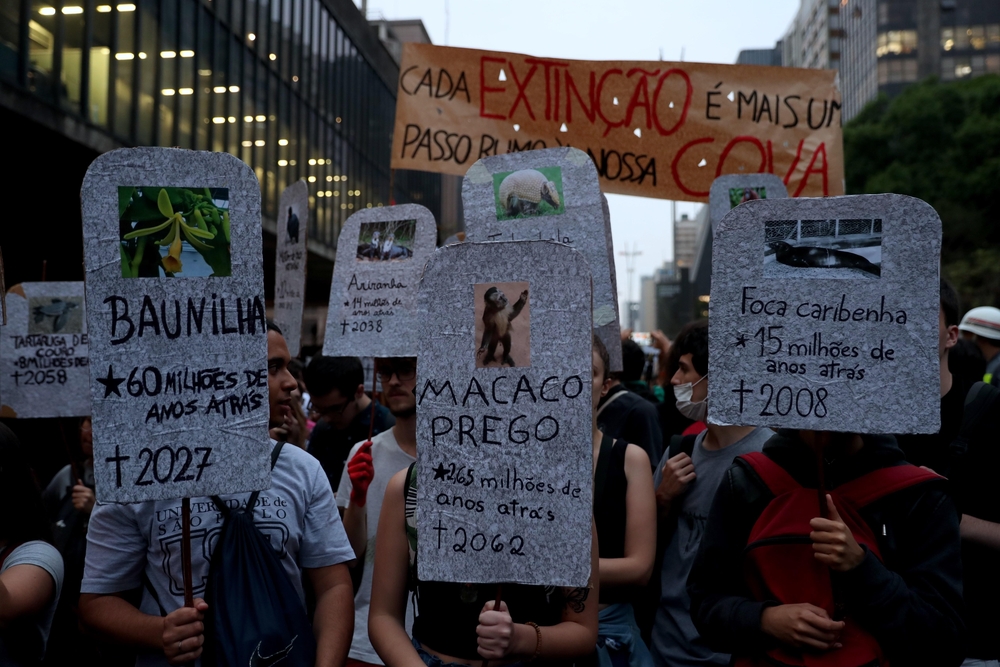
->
xmin=323 ymin=204 xmax=437 ymax=357
xmin=463 ymin=147 xmax=622 ymax=372
xmin=273 ymin=180 xmax=309 ymax=357
xmin=82 ymin=148 xmax=271 ymax=503
xmin=416 ymin=241 xmax=593 ymax=587
xmin=1 ymin=282 xmax=90 ymax=418
xmin=709 ymin=194 xmax=941 ymax=434
xmin=709 ymin=174 xmax=788 ymax=234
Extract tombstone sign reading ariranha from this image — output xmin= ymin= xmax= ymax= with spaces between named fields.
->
xmin=416 ymin=241 xmax=593 ymax=587
xmin=709 ymin=194 xmax=941 ymax=434
xmin=709 ymin=174 xmax=788 ymax=234
xmin=1 ymin=282 xmax=90 ymax=418
xmin=463 ymin=147 xmax=622 ymax=372
xmin=273 ymin=180 xmax=309 ymax=357
xmin=323 ymin=204 xmax=437 ymax=357
xmin=82 ymin=148 xmax=271 ymax=503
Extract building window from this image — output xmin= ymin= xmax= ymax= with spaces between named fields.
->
xmin=877 ymin=30 xmax=916 ymax=57
xmin=878 ymin=57 xmax=917 ymax=83
xmin=942 ymin=57 xmax=973 ymax=79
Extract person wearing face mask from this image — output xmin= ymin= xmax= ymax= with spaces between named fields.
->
xmin=647 ymin=319 xmax=772 ymax=667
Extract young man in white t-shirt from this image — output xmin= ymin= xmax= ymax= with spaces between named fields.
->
xmin=336 ymin=357 xmax=417 ymax=667
xmin=80 ymin=322 xmax=357 ymax=666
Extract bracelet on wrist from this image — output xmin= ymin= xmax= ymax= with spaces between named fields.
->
xmin=524 ymin=622 xmax=542 ymax=662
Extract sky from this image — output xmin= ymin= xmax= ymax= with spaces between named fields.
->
xmin=366 ymin=0 xmax=801 ymax=319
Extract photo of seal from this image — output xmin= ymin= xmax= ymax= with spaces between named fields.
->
xmin=768 ymin=241 xmax=881 ymax=277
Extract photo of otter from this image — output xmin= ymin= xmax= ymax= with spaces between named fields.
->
xmin=764 ymin=218 xmax=883 ymax=280
xmin=356 ymin=220 xmax=416 ymax=261
xmin=474 ymin=282 xmax=530 ymax=368
xmin=493 ymin=167 xmax=565 ymax=220
xmin=28 ymin=296 xmax=84 ymax=334
xmin=118 ymin=187 xmax=231 ymax=278
xmin=729 ymin=186 xmax=766 ymax=209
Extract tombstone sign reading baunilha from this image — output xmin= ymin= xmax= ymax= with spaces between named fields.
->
xmin=323 ymin=204 xmax=437 ymax=357
xmin=463 ymin=147 xmax=622 ymax=372
xmin=273 ymin=180 xmax=309 ymax=357
xmin=1 ymin=282 xmax=90 ymax=418
xmin=709 ymin=174 xmax=788 ymax=234
xmin=82 ymin=148 xmax=271 ymax=503
xmin=709 ymin=194 xmax=941 ymax=434
xmin=416 ymin=241 xmax=593 ymax=586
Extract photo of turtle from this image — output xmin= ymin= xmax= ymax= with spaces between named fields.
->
xmin=729 ymin=186 xmax=766 ymax=209
xmin=357 ymin=220 xmax=416 ymax=261
xmin=118 ymin=187 xmax=231 ymax=278
xmin=28 ymin=296 xmax=84 ymax=334
xmin=492 ymin=167 xmax=565 ymax=220
xmin=764 ymin=218 xmax=882 ymax=280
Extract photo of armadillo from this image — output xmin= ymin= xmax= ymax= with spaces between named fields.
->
xmin=32 ymin=298 xmax=78 ymax=333
xmin=497 ymin=169 xmax=561 ymax=218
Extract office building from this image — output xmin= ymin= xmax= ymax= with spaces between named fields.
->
xmin=673 ymin=212 xmax=702 ymax=270
xmin=737 ymin=44 xmax=784 ymax=67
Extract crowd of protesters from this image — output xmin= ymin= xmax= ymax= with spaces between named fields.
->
xmin=1 ymin=284 xmax=999 ymax=667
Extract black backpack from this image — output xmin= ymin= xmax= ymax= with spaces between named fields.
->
xmin=202 ymin=441 xmax=317 ymax=667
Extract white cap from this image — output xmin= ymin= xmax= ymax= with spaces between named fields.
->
xmin=958 ymin=306 xmax=1000 ymax=341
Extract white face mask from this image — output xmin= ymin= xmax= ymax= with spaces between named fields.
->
xmin=673 ymin=375 xmax=707 ymax=421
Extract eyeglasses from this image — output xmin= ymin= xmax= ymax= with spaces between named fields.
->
xmin=309 ymin=399 xmax=352 ymax=419
xmin=377 ymin=365 xmax=416 ymax=383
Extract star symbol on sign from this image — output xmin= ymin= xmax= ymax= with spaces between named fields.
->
xmin=735 ymin=333 xmax=750 ymax=348
xmin=432 ymin=463 xmax=449 ymax=480
xmin=97 ymin=364 xmax=126 ymax=398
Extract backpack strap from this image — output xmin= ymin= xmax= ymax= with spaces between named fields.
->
xmin=593 ymin=434 xmax=615 ymax=512
xmin=211 ymin=441 xmax=286 ymax=515
xmin=669 ymin=433 xmax=698 ymax=458
xmin=739 ymin=452 xmax=802 ymax=496
xmin=835 ymin=464 xmax=942 ymax=509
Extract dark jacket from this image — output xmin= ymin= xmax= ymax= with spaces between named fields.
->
xmin=307 ymin=402 xmax=395 ymax=488
xmin=688 ymin=431 xmax=965 ymax=667
xmin=597 ymin=384 xmax=663 ymax=468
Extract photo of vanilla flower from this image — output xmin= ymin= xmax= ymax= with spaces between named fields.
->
xmin=118 ymin=186 xmax=231 ymax=278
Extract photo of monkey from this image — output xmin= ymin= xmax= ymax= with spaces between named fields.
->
xmin=474 ymin=282 xmax=531 ymax=368
xmin=492 ymin=167 xmax=565 ymax=220
xmin=357 ymin=220 xmax=416 ymax=261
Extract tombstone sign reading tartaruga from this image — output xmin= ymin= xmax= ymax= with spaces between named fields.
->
xmin=323 ymin=204 xmax=437 ymax=357
xmin=463 ymin=147 xmax=623 ymax=372
xmin=709 ymin=174 xmax=788 ymax=234
xmin=1 ymin=282 xmax=90 ymax=418
xmin=416 ymin=241 xmax=593 ymax=587
xmin=709 ymin=194 xmax=941 ymax=433
xmin=82 ymin=148 xmax=271 ymax=503
xmin=273 ymin=180 xmax=308 ymax=357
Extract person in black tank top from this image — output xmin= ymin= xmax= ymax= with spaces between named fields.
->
xmin=591 ymin=336 xmax=656 ymax=667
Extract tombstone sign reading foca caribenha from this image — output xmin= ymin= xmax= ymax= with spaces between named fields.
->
xmin=463 ymin=147 xmax=622 ymax=372
xmin=273 ymin=180 xmax=309 ymax=357
xmin=1 ymin=282 xmax=90 ymax=418
xmin=415 ymin=241 xmax=593 ymax=587
xmin=82 ymin=148 xmax=271 ymax=503
xmin=709 ymin=194 xmax=941 ymax=434
xmin=323 ymin=204 xmax=437 ymax=357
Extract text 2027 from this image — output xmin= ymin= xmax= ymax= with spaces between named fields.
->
xmin=135 ymin=445 xmax=212 ymax=486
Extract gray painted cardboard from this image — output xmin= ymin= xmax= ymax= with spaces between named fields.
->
xmin=273 ymin=180 xmax=309 ymax=357
xmin=602 ymin=194 xmax=622 ymax=352
xmin=82 ymin=148 xmax=271 ymax=503
xmin=323 ymin=204 xmax=437 ymax=358
xmin=463 ymin=147 xmax=622 ymax=372
xmin=416 ymin=241 xmax=593 ymax=587
xmin=709 ymin=194 xmax=940 ymax=434
xmin=709 ymin=175 xmax=788 ymax=234
xmin=1 ymin=282 xmax=90 ymax=418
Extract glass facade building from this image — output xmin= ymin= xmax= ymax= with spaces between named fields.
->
xmin=0 ymin=0 xmax=444 ymax=250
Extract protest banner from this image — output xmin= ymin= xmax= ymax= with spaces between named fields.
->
xmin=1 ymin=282 xmax=89 ymax=418
xmin=273 ymin=180 xmax=309 ymax=357
xmin=391 ymin=43 xmax=843 ymax=202
xmin=82 ymin=147 xmax=271 ymax=503
xmin=416 ymin=241 xmax=593 ymax=587
xmin=323 ymin=204 xmax=437 ymax=358
xmin=709 ymin=194 xmax=940 ymax=433
xmin=709 ymin=174 xmax=788 ymax=233
xmin=463 ymin=147 xmax=622 ymax=371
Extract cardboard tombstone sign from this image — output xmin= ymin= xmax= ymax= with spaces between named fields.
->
xmin=463 ymin=147 xmax=622 ymax=372
xmin=82 ymin=148 xmax=271 ymax=503
xmin=709 ymin=194 xmax=941 ymax=434
xmin=415 ymin=241 xmax=593 ymax=587
xmin=709 ymin=174 xmax=788 ymax=234
xmin=273 ymin=180 xmax=309 ymax=357
xmin=1 ymin=282 xmax=90 ymax=418
xmin=601 ymin=194 xmax=622 ymax=335
xmin=323 ymin=204 xmax=437 ymax=357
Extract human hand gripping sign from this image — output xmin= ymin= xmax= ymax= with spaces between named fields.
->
xmin=162 ymin=598 xmax=208 ymax=665
xmin=348 ymin=441 xmax=374 ymax=507
xmin=810 ymin=494 xmax=866 ymax=572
